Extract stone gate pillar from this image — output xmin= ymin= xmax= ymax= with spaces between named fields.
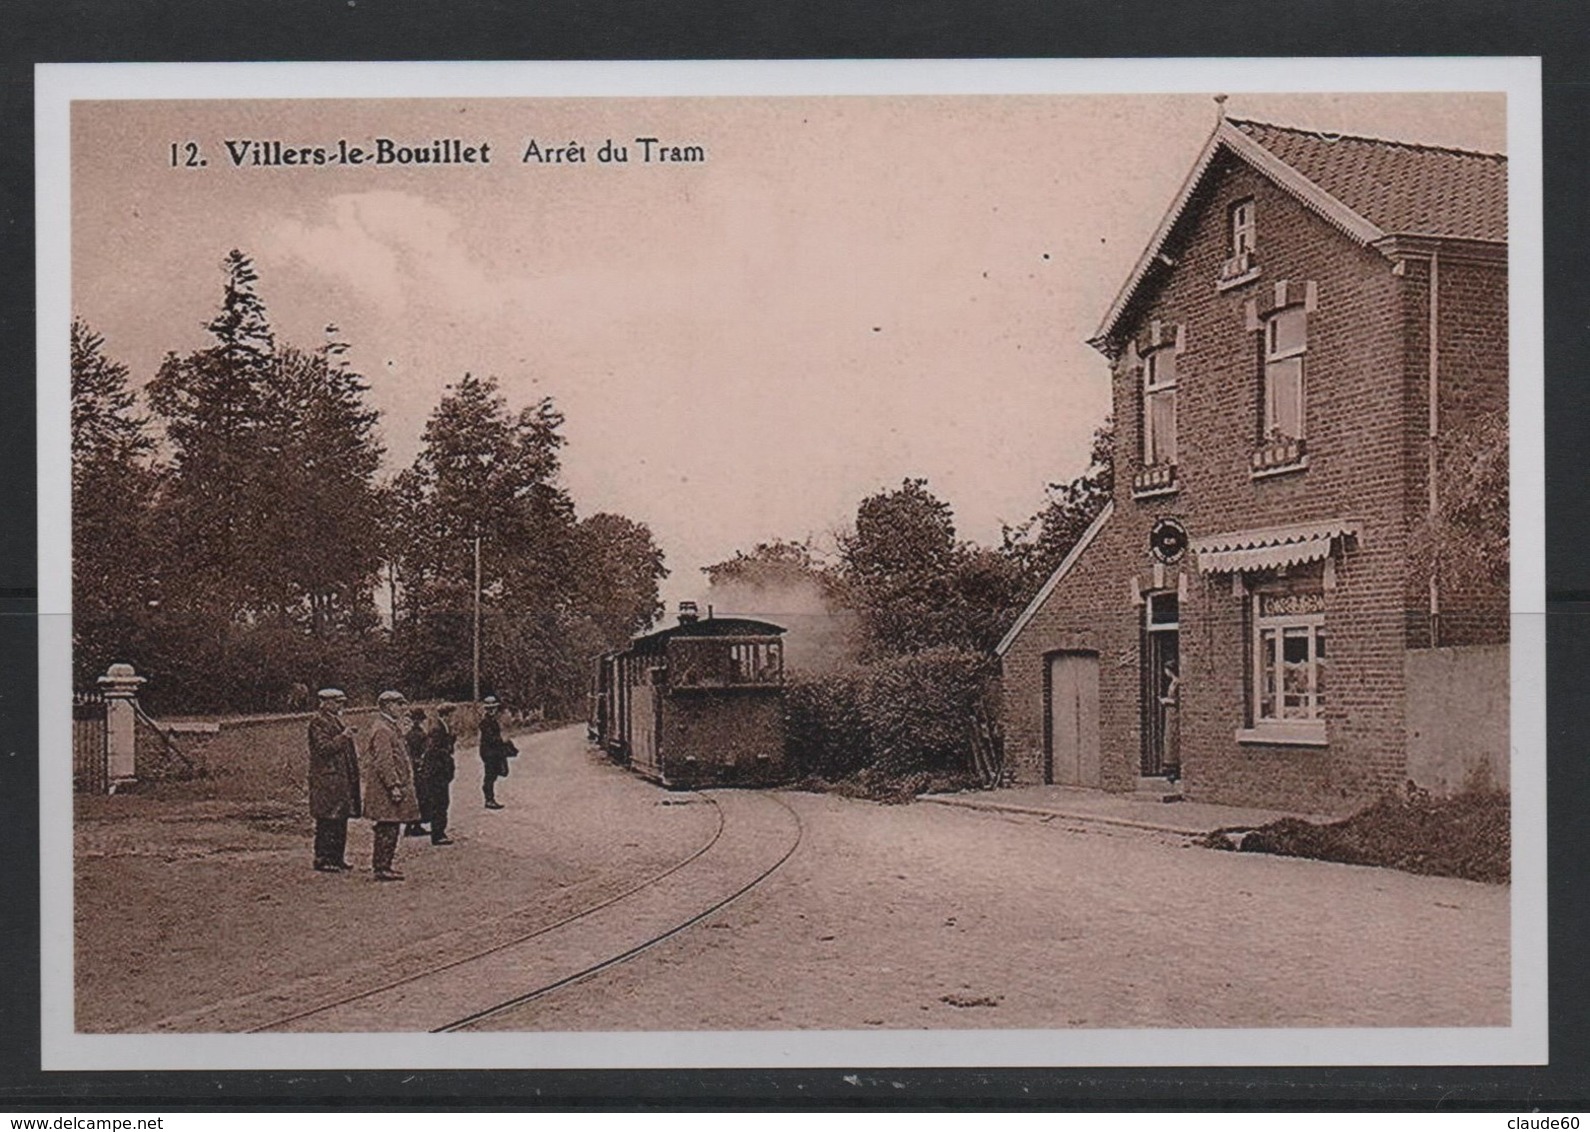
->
xmin=97 ymin=662 xmax=146 ymax=788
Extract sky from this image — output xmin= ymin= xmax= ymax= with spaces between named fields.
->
xmin=71 ymin=92 xmax=1506 ymax=613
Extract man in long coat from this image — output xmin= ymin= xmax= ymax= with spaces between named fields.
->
xmin=364 ymin=690 xmax=421 ymax=881
xmin=307 ymin=687 xmax=360 ymax=872
xmin=420 ymin=703 xmax=457 ymax=844
xmin=479 ymin=695 xmax=511 ymax=809
xmin=403 ymin=706 xmax=430 ymax=838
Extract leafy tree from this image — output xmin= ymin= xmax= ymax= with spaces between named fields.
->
xmin=572 ymin=512 xmax=668 ymax=646
xmin=392 ymin=374 xmax=581 ymax=702
xmin=838 ymin=478 xmax=969 ymax=656
xmin=1410 ymin=407 xmax=1509 ymax=635
xmin=71 ymin=319 xmax=158 ymax=685
xmin=1003 ymin=416 xmax=1115 ymax=598
xmin=703 ymin=539 xmax=829 ymax=593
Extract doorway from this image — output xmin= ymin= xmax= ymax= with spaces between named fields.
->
xmin=1143 ymin=591 xmax=1180 ymax=779
xmin=1046 ymin=651 xmax=1100 ymax=787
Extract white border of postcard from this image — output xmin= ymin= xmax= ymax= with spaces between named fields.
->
xmin=36 ymin=56 xmax=1546 ymax=1071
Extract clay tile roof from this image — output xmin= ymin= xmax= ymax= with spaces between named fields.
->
xmin=1227 ymin=117 xmax=1507 ymax=243
xmin=1091 ymin=116 xmax=1508 ymax=349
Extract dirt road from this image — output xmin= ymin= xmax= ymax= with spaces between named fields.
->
xmin=75 ymin=724 xmax=1508 ymax=1032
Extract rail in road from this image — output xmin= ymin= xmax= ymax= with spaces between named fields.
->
xmin=150 ymin=787 xmax=802 ymax=1033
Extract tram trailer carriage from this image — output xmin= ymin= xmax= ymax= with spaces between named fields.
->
xmin=590 ymin=603 xmax=788 ymax=788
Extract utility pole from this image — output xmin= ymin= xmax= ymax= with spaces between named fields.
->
xmin=472 ymin=533 xmax=482 ymax=703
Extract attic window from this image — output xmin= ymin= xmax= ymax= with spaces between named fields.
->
xmin=1231 ymin=199 xmax=1256 ymax=257
xmin=1219 ymin=199 xmax=1260 ymax=287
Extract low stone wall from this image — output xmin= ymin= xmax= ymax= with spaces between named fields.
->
xmin=1404 ymin=644 xmax=1509 ymax=796
xmin=134 ymin=703 xmax=506 ymax=794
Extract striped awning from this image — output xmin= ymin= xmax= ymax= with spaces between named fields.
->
xmin=1192 ymin=519 xmax=1359 ymax=575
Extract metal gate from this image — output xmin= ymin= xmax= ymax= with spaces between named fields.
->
xmin=73 ymin=692 xmax=108 ymax=793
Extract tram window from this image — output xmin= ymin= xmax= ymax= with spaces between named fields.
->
xmin=670 ymin=638 xmax=784 ymax=687
xmin=729 ymin=641 xmax=783 ymax=684
xmin=672 ymin=638 xmax=727 ymax=687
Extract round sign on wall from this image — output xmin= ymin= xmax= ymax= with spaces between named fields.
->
xmin=1150 ymin=517 xmax=1189 ymax=564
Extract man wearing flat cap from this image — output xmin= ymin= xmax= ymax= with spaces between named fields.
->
xmin=364 ymin=690 xmax=421 ymax=880
xmin=307 ymin=688 xmax=360 ymax=872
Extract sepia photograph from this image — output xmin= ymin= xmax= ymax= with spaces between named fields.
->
xmin=37 ymin=59 xmax=1545 ymax=1070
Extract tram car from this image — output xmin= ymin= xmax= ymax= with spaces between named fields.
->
xmin=590 ymin=602 xmax=788 ymax=788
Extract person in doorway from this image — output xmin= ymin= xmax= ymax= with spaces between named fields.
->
xmin=364 ymin=690 xmax=421 ymax=880
xmin=307 ymin=688 xmax=360 ymax=872
xmin=1159 ymin=660 xmax=1181 ymax=783
xmin=420 ymin=703 xmax=457 ymax=844
xmin=403 ymin=706 xmax=430 ymax=838
xmin=479 ymin=695 xmax=510 ymax=809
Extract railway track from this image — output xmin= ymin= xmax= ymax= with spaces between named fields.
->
xmin=233 ymin=788 xmax=802 ymax=1033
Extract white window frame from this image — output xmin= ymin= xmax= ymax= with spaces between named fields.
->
xmin=1263 ymin=305 xmax=1307 ymax=441
xmin=1142 ymin=347 xmax=1178 ymax=467
xmin=1231 ymin=198 xmax=1256 ymax=258
xmin=1241 ymin=586 xmax=1327 ymax=746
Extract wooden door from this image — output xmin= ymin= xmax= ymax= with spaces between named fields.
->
xmin=1047 ymin=652 xmax=1100 ymax=787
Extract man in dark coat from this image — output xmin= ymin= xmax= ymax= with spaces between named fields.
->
xmin=403 ymin=706 xmax=430 ymax=838
xmin=479 ymin=695 xmax=511 ymax=809
xmin=420 ymin=703 xmax=457 ymax=844
xmin=364 ymin=690 xmax=421 ymax=880
xmin=307 ymin=688 xmax=360 ymax=872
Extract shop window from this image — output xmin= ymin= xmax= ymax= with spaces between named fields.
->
xmin=1244 ymin=583 xmax=1327 ymax=745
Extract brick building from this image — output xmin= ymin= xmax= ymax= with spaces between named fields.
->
xmin=996 ymin=116 xmax=1509 ymax=814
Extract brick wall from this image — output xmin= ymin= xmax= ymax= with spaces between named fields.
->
xmin=1002 ymin=153 xmax=1509 ymax=813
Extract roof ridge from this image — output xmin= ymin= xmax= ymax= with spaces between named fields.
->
xmin=1225 ymin=116 xmax=1506 ymax=161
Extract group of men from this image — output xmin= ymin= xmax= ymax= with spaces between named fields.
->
xmin=305 ymin=687 xmax=518 ymax=881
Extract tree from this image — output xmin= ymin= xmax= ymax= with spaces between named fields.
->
xmin=392 ymin=374 xmax=581 ymax=702
xmin=71 ymin=319 xmax=158 ymax=685
xmin=702 ymin=539 xmax=829 ymax=593
xmin=838 ymin=478 xmax=966 ymax=656
xmin=263 ymin=333 xmax=386 ymax=634
xmin=145 ymin=249 xmax=279 ymax=616
xmin=1003 ymin=416 xmax=1115 ymax=598
xmin=837 ymin=479 xmax=1036 ymax=658
xmin=572 ymin=512 xmax=668 ymax=646
xmin=1410 ymin=407 xmax=1509 ymax=629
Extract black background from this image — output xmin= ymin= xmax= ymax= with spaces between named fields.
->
xmin=1 ymin=0 xmax=1586 ymax=1110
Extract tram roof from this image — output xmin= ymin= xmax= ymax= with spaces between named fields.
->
xmin=627 ymin=616 xmax=786 ymax=652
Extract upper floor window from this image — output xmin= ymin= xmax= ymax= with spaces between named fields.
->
xmin=1218 ymin=199 xmax=1260 ymax=288
xmin=1264 ymin=305 xmax=1307 ymax=441
xmin=1142 ymin=347 xmax=1177 ymax=466
xmin=1231 ymin=199 xmax=1256 ymax=258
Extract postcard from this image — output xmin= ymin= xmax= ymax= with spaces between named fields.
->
xmin=37 ymin=57 xmax=1546 ymax=1070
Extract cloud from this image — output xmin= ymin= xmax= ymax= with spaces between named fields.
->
xmin=263 ymin=191 xmax=502 ymax=317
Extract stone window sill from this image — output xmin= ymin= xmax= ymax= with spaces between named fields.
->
xmin=1251 ymin=455 xmax=1310 ymax=481
xmin=1236 ymin=724 xmax=1327 ymax=747
xmin=1131 ymin=464 xmax=1178 ymax=499
xmin=1216 ymin=266 xmax=1262 ymax=292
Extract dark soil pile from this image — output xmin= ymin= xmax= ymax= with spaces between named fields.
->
xmin=1197 ymin=790 xmax=1509 ymax=884
xmin=794 ymin=767 xmax=982 ymax=805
